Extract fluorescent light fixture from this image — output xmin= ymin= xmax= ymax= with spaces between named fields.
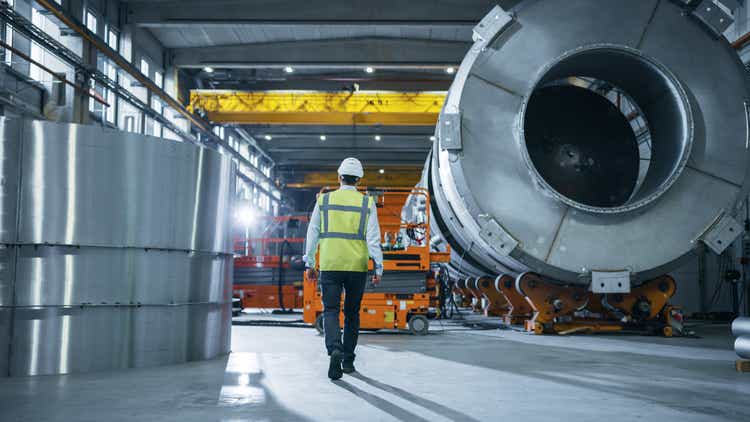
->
xmin=203 ymin=66 xmax=214 ymax=73
xmin=446 ymin=67 xmax=456 ymax=74
xmin=365 ymin=66 xmax=375 ymax=74
xmin=320 ymin=135 xmax=327 ymax=141
xmin=284 ymin=66 xmax=294 ymax=73
xmin=430 ymin=136 xmax=437 ymax=141
xmin=374 ymin=135 xmax=382 ymax=141
xmin=264 ymin=135 xmax=272 ymax=140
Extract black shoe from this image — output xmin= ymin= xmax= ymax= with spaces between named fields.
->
xmin=328 ymin=351 xmax=344 ymax=380
xmin=342 ymin=360 xmax=355 ymax=374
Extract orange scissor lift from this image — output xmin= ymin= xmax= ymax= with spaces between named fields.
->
xmin=303 ymin=187 xmax=450 ymax=335
xmin=233 ymin=215 xmax=309 ymax=312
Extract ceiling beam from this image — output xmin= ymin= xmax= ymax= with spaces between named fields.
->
xmin=170 ymin=38 xmax=470 ymax=68
xmin=126 ymin=0 xmax=498 ymax=26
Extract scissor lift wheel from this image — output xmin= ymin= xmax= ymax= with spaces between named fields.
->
xmin=408 ymin=315 xmax=429 ymax=335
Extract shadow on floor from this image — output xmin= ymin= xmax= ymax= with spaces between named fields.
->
xmin=333 ymin=379 xmax=431 ymax=422
xmin=350 ymin=372 xmax=481 ymax=422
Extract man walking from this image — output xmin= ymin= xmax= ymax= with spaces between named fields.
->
xmin=305 ymin=157 xmax=384 ymax=380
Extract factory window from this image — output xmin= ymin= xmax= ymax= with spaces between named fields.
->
xmin=3 ymin=0 xmax=13 ymax=67
xmin=151 ymin=98 xmax=163 ymax=137
xmin=164 ymin=106 xmax=188 ymax=141
xmin=105 ymin=90 xmax=116 ymax=123
xmin=120 ymin=33 xmax=132 ymax=62
xmin=119 ymin=99 xmax=142 ymax=134
xmin=240 ymin=143 xmax=250 ymax=160
xmin=154 ymin=71 xmax=163 ymax=89
xmin=107 ymin=28 xmax=119 ymax=51
xmin=84 ymin=10 xmax=97 ymax=35
xmin=29 ymin=8 xmax=44 ymax=82
xmin=140 ymin=58 xmax=149 ymax=79
xmin=124 ymin=116 xmax=135 ymax=132
xmin=89 ymin=81 xmax=97 ymax=113
xmin=213 ymin=126 xmax=225 ymax=140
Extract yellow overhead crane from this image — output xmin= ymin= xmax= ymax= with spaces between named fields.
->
xmin=188 ymin=90 xmax=445 ymax=126
xmin=286 ymin=167 xmax=423 ymax=189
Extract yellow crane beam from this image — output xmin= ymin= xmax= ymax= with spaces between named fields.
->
xmin=285 ymin=168 xmax=423 ymax=189
xmin=188 ymin=90 xmax=445 ymax=126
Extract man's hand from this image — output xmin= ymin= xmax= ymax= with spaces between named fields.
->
xmin=371 ymin=274 xmax=381 ymax=286
xmin=306 ymin=268 xmax=318 ymax=281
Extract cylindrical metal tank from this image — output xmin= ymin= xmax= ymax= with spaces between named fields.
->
xmin=0 ymin=118 xmax=235 ymax=376
xmin=428 ymin=0 xmax=750 ymax=284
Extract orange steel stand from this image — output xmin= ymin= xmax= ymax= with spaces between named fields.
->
xmin=466 ymin=277 xmax=486 ymax=313
xmin=453 ymin=278 xmax=474 ymax=307
xmin=475 ymin=276 xmax=510 ymax=317
xmin=516 ymin=272 xmax=679 ymax=336
xmin=495 ymin=274 xmax=534 ymax=325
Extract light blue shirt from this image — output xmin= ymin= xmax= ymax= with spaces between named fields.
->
xmin=304 ymin=185 xmax=384 ymax=275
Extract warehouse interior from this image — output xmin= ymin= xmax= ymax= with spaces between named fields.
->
xmin=1 ymin=0 xmax=750 ymax=421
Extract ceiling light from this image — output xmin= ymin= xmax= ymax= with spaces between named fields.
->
xmin=203 ymin=66 xmax=214 ymax=73
xmin=446 ymin=67 xmax=456 ymax=74
xmin=379 ymin=169 xmax=385 ymax=174
xmin=374 ymin=135 xmax=382 ymax=141
xmin=284 ymin=66 xmax=294 ymax=73
xmin=430 ymin=136 xmax=437 ymax=141
xmin=264 ymin=135 xmax=272 ymax=140
xmin=320 ymin=135 xmax=327 ymax=141
xmin=365 ymin=66 xmax=375 ymax=74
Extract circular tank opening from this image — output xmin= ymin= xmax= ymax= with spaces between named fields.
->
xmin=521 ymin=46 xmax=693 ymax=213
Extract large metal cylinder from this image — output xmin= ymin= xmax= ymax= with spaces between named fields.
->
xmin=736 ymin=336 xmax=750 ymax=360
xmin=428 ymin=0 xmax=750 ymax=284
xmin=0 ymin=118 xmax=235 ymax=376
xmin=732 ymin=317 xmax=750 ymax=337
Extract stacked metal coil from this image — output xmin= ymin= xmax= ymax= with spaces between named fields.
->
xmin=425 ymin=0 xmax=750 ymax=286
xmin=0 ymin=118 xmax=235 ymax=376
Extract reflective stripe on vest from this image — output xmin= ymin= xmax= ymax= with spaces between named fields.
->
xmin=319 ymin=192 xmax=369 ymax=240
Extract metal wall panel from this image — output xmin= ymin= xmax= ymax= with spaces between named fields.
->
xmin=1 ymin=118 xmax=235 ymax=377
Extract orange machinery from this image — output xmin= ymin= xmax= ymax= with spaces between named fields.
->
xmin=233 ymin=215 xmax=309 ymax=312
xmin=506 ymin=272 xmax=683 ymax=336
xmin=448 ymin=272 xmax=683 ymax=336
xmin=303 ymin=187 xmax=450 ymax=334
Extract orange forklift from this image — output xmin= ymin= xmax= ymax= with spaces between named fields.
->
xmin=303 ymin=187 xmax=450 ymax=335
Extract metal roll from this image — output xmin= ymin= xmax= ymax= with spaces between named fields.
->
xmin=0 ymin=118 xmax=235 ymax=376
xmin=732 ymin=317 xmax=750 ymax=338
xmin=736 ymin=336 xmax=750 ymax=360
xmin=429 ymin=0 xmax=750 ymax=284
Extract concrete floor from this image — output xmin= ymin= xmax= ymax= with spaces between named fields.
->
xmin=0 ymin=321 xmax=748 ymax=422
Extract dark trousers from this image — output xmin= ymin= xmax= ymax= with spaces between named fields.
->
xmin=320 ymin=271 xmax=367 ymax=361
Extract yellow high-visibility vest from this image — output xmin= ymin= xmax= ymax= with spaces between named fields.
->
xmin=317 ymin=189 xmax=373 ymax=272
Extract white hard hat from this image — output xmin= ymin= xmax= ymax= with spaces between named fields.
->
xmin=338 ymin=157 xmax=364 ymax=178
